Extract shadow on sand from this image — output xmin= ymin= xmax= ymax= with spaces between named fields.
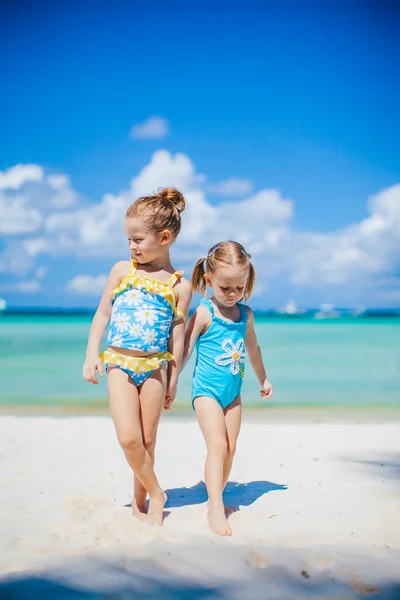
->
xmin=1 ymin=550 xmax=400 ymax=600
xmin=164 ymin=479 xmax=287 ymax=509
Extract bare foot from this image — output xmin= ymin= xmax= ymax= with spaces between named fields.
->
xmin=131 ymin=497 xmax=148 ymax=521
xmin=147 ymin=489 xmax=167 ymax=526
xmin=208 ymin=501 xmax=238 ymax=517
xmin=207 ymin=506 xmax=232 ymax=536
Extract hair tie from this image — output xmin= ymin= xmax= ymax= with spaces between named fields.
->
xmin=168 ymin=200 xmax=181 ymax=217
xmin=157 ymin=192 xmax=181 ymax=215
xmin=207 ymin=244 xmax=220 ymax=257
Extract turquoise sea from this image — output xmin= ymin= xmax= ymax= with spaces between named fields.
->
xmin=1 ymin=313 xmax=399 ymax=413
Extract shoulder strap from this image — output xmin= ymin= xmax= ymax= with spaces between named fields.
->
xmin=167 ymin=270 xmax=184 ymax=288
xmin=200 ymin=297 xmax=215 ymax=316
xmin=129 ymin=257 xmax=137 ymax=275
xmin=238 ymin=302 xmax=248 ymax=325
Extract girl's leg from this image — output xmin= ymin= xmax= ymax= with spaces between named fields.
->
xmin=134 ymin=366 xmax=168 ymax=526
xmin=108 ymin=368 xmax=165 ymax=525
xmin=132 ymin=370 xmax=166 ymax=518
xmin=222 ymin=395 xmax=242 ymax=513
xmin=194 ymin=396 xmax=232 ymax=536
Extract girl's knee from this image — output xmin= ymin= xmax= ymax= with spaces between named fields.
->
xmin=208 ymin=436 xmax=228 ymax=458
xmin=227 ymin=440 xmax=237 ymax=456
xmin=118 ymin=432 xmax=143 ymax=452
xmin=143 ymin=432 xmax=157 ymax=453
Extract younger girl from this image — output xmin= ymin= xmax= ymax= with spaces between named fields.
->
xmin=83 ymin=188 xmax=192 ymax=526
xmin=182 ymin=241 xmax=273 ymax=536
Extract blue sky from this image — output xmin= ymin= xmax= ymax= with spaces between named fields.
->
xmin=1 ymin=0 xmax=399 ymax=308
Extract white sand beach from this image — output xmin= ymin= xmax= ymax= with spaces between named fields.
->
xmin=1 ymin=414 xmax=399 ymax=599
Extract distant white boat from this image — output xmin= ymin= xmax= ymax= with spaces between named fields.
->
xmin=315 ymin=303 xmax=340 ymax=319
xmin=0 ymin=298 xmax=6 ymax=311
xmin=351 ymin=307 xmax=366 ymax=317
xmin=277 ymin=300 xmax=307 ymax=315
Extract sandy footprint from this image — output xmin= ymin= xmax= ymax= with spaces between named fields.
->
xmin=247 ymin=549 xmax=270 ymax=568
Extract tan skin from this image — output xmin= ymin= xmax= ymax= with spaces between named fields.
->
xmin=83 ymin=217 xmax=192 ymax=525
xmin=182 ymin=265 xmax=273 ymax=536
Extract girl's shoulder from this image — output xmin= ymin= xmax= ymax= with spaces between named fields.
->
xmin=108 ymin=260 xmax=131 ymax=285
xmin=240 ymin=302 xmax=252 ymax=313
xmin=110 ymin=260 xmax=131 ymax=279
xmin=173 ymin=275 xmax=192 ymax=318
xmin=173 ymin=273 xmax=191 ymax=290
xmin=241 ymin=303 xmax=254 ymax=324
xmin=112 ymin=260 xmax=131 ymax=274
xmin=173 ymin=274 xmax=192 ymax=299
xmin=194 ymin=300 xmax=213 ymax=335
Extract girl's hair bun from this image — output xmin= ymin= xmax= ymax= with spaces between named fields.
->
xmin=157 ymin=187 xmax=186 ymax=214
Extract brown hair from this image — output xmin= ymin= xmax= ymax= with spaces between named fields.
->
xmin=125 ymin=187 xmax=186 ymax=241
xmin=192 ymin=240 xmax=255 ymax=300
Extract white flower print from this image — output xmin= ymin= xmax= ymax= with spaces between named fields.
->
xmin=114 ymin=312 xmax=131 ymax=333
xmin=142 ymin=328 xmax=158 ymax=345
xmin=111 ymin=334 xmax=123 ymax=346
xmin=124 ymin=289 xmax=142 ymax=307
xmin=215 ymin=338 xmax=245 ymax=377
xmin=113 ymin=295 xmax=124 ymax=310
xmin=135 ymin=304 xmax=158 ymax=326
xmin=129 ymin=323 xmax=143 ymax=337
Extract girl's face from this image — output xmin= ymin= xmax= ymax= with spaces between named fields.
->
xmin=124 ymin=218 xmax=170 ymax=263
xmin=205 ymin=266 xmax=248 ymax=307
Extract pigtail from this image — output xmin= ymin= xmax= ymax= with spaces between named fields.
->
xmin=244 ymin=262 xmax=256 ymax=300
xmin=191 ymin=257 xmax=207 ymax=295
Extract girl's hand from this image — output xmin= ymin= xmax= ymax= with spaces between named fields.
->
xmin=260 ymin=378 xmax=273 ymax=399
xmin=83 ymin=355 xmax=104 ymax=385
xmin=164 ymin=383 xmax=177 ymax=410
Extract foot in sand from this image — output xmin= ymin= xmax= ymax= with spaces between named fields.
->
xmin=147 ymin=489 xmax=167 ymax=526
xmin=208 ymin=501 xmax=238 ymax=517
xmin=131 ymin=496 xmax=148 ymax=521
xmin=207 ymin=505 xmax=232 ymax=536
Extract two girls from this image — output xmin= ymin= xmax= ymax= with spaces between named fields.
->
xmin=84 ymin=190 xmax=273 ymax=536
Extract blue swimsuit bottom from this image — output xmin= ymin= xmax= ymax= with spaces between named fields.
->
xmin=192 ymin=298 xmax=248 ymax=411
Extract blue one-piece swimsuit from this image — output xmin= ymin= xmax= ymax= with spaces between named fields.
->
xmin=192 ymin=297 xmax=248 ymax=410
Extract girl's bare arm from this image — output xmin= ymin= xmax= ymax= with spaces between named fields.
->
xmin=245 ymin=307 xmax=274 ymax=398
xmin=181 ymin=304 xmax=211 ymax=371
xmin=83 ymin=261 xmax=128 ymax=384
xmin=164 ymin=278 xmax=192 ymax=409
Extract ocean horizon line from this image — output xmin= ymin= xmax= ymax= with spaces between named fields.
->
xmin=1 ymin=306 xmax=399 ymax=318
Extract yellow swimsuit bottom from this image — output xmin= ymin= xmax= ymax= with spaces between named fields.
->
xmin=100 ymin=349 xmax=173 ymax=386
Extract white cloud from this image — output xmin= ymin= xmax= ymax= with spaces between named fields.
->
xmin=0 ymin=155 xmax=399 ymax=306
xmin=35 ymin=267 xmax=48 ymax=280
xmin=0 ymin=192 xmax=42 ymax=234
xmin=0 ymin=164 xmax=81 ymax=235
xmin=130 ymin=116 xmax=169 ymax=140
xmin=289 ymin=184 xmax=400 ymax=287
xmin=46 ymin=174 xmax=69 ymax=189
xmin=67 ymin=274 xmax=108 ymax=295
xmin=15 ymin=281 xmax=41 ymax=293
xmin=0 ymin=164 xmax=43 ymax=190
xmin=0 ymin=242 xmax=36 ymax=275
xmin=24 ymin=238 xmax=48 ymax=257
xmin=209 ymin=178 xmax=253 ymax=196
